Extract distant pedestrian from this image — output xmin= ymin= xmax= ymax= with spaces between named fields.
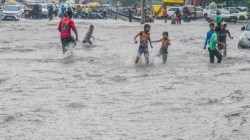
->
xmin=67 ymin=4 xmax=73 ymax=13
xmin=61 ymin=5 xmax=66 ymax=18
xmin=175 ymin=8 xmax=181 ymax=24
xmin=163 ymin=7 xmax=168 ymax=23
xmin=216 ymin=12 xmax=222 ymax=24
xmin=48 ymin=5 xmax=53 ymax=20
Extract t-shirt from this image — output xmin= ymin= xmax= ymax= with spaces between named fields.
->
xmin=61 ymin=7 xmax=66 ymax=14
xmin=209 ymin=33 xmax=218 ymax=50
xmin=204 ymin=30 xmax=214 ymax=47
xmin=83 ymin=29 xmax=93 ymax=41
xmin=218 ymin=29 xmax=230 ymax=43
xmin=58 ymin=18 xmax=76 ymax=38
xmin=163 ymin=9 xmax=167 ymax=16
xmin=216 ymin=15 xmax=222 ymax=23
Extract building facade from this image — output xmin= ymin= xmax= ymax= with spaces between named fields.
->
xmin=185 ymin=0 xmax=213 ymax=6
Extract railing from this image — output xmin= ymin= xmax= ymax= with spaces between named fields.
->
xmin=107 ymin=9 xmax=141 ymax=22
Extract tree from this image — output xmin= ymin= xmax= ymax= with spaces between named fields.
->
xmin=245 ymin=0 xmax=250 ymax=15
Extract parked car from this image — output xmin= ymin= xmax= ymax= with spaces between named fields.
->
xmin=24 ymin=4 xmax=43 ymax=19
xmin=1 ymin=5 xmax=22 ymax=20
xmin=195 ymin=7 xmax=204 ymax=18
xmin=208 ymin=9 xmax=237 ymax=23
xmin=203 ymin=6 xmax=210 ymax=18
xmin=40 ymin=3 xmax=48 ymax=18
xmin=236 ymin=7 xmax=249 ymax=19
xmin=203 ymin=2 xmax=225 ymax=19
xmin=225 ymin=7 xmax=248 ymax=20
xmin=238 ymin=20 xmax=250 ymax=49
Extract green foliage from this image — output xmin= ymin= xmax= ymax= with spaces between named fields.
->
xmin=93 ymin=0 xmax=110 ymax=4
xmin=245 ymin=0 xmax=250 ymax=5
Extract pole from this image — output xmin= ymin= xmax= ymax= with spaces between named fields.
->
xmin=141 ymin=0 xmax=145 ymax=24
xmin=115 ymin=0 xmax=118 ymax=20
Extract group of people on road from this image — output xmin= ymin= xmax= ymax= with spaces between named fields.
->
xmin=133 ymin=24 xmax=171 ymax=64
xmin=58 ymin=11 xmax=95 ymax=54
xmin=162 ymin=7 xmax=191 ymax=24
xmin=58 ymin=9 xmax=234 ymax=65
xmin=57 ymin=11 xmax=170 ymax=64
xmin=204 ymin=20 xmax=233 ymax=63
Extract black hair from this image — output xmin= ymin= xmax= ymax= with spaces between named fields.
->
xmin=216 ymin=11 xmax=220 ymax=15
xmin=163 ymin=32 xmax=168 ymax=37
xmin=90 ymin=25 xmax=94 ymax=28
xmin=67 ymin=10 xmax=73 ymax=15
xmin=209 ymin=23 xmax=215 ymax=27
xmin=144 ymin=24 xmax=150 ymax=29
xmin=215 ymin=26 xmax=221 ymax=32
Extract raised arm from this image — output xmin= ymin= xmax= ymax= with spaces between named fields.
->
xmin=227 ymin=30 xmax=233 ymax=39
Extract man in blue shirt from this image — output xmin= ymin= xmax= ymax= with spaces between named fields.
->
xmin=204 ymin=23 xmax=215 ymax=50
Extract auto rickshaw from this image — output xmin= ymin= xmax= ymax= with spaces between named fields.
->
xmin=24 ymin=4 xmax=43 ymax=19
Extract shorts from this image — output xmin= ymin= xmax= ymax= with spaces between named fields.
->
xmin=160 ymin=47 xmax=168 ymax=62
xmin=138 ymin=45 xmax=149 ymax=57
xmin=61 ymin=37 xmax=76 ymax=53
xmin=160 ymin=47 xmax=168 ymax=55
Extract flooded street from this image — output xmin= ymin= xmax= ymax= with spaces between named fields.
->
xmin=0 ymin=18 xmax=250 ymax=139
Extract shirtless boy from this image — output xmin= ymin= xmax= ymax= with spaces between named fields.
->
xmin=134 ymin=24 xmax=153 ymax=64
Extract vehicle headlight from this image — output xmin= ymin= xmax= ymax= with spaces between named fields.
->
xmin=240 ymin=33 xmax=246 ymax=39
xmin=239 ymin=33 xmax=248 ymax=45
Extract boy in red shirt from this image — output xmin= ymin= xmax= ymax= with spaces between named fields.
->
xmin=58 ymin=11 xmax=78 ymax=54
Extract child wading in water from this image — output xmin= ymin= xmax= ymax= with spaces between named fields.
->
xmin=83 ymin=25 xmax=95 ymax=45
xmin=152 ymin=32 xmax=171 ymax=63
xmin=134 ymin=24 xmax=153 ymax=64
